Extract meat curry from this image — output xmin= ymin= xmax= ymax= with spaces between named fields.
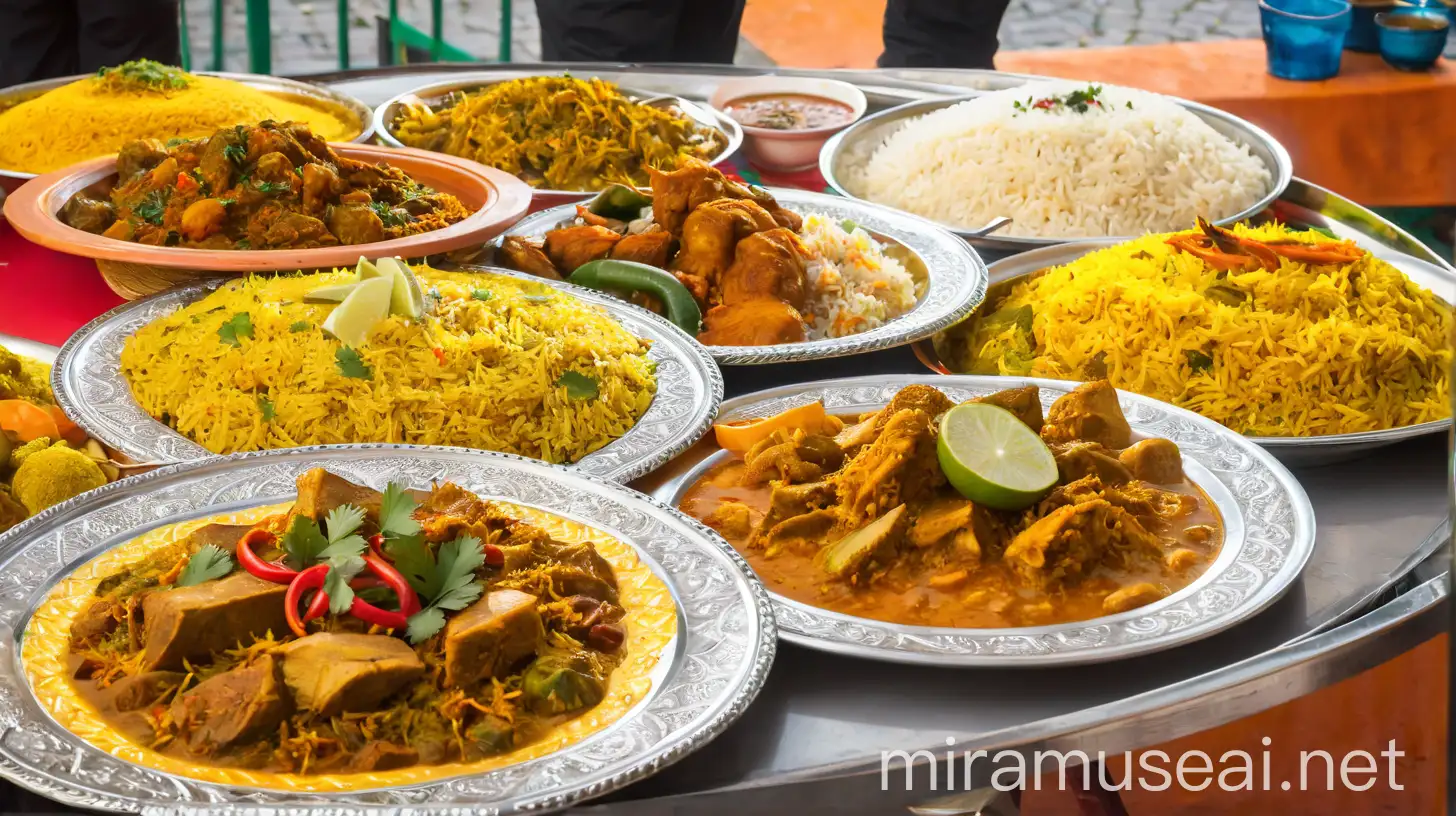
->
xmin=681 ymin=382 xmax=1222 ymax=629
xmin=499 ymin=157 xmax=825 ymax=347
xmin=60 ymin=121 xmax=471 ymax=249
xmin=64 ymin=469 xmax=630 ymax=775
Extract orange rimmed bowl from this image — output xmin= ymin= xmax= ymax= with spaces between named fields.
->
xmin=2 ymin=143 xmax=533 ymax=299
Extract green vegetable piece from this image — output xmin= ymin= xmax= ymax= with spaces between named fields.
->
xmin=289 ymin=321 xmax=312 ymax=333
xmin=335 ymin=347 xmax=373 ymax=380
xmin=555 ymin=371 xmax=600 ymax=401
xmin=257 ymin=395 xmax=275 ymax=422
xmin=175 ymin=544 xmax=234 ymax=587
xmin=818 ymin=503 xmax=907 ymax=579
xmin=1185 ymin=350 xmax=1214 ymax=372
xmin=521 ymin=653 xmax=606 ymax=715
xmin=840 ymin=219 xmax=859 ymax=234
xmin=1308 ymin=226 xmax=1338 ymax=240
xmin=467 ymin=715 xmax=516 ymax=756
xmin=569 ymin=259 xmax=703 ymax=335
xmin=1204 ymin=284 xmax=1247 ymax=307
xmin=371 ymin=201 xmax=415 ymax=228
xmin=217 ymin=312 xmax=254 ymax=347
xmin=471 ymin=289 xmax=493 ymax=301
xmin=586 ymin=183 xmax=653 ymax=221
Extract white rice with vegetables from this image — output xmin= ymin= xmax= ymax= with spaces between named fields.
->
xmin=798 ymin=214 xmax=919 ymax=340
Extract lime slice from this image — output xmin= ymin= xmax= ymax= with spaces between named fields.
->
xmin=355 ymin=256 xmax=385 ymax=282
xmin=303 ymin=281 xmax=361 ymax=303
xmin=377 ymin=256 xmax=426 ymax=319
xmin=937 ymin=402 xmax=1058 ymax=510
xmin=322 ymin=276 xmax=393 ymax=347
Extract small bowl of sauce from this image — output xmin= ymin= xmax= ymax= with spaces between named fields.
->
xmin=1376 ymin=8 xmax=1450 ymax=69
xmin=711 ymin=77 xmax=867 ymax=172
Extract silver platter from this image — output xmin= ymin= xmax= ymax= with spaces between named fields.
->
xmin=0 ymin=446 xmax=775 ymax=813
xmin=502 ymin=189 xmax=989 ymax=365
xmin=0 ymin=71 xmax=375 ymax=184
xmin=819 ymin=94 xmax=1293 ymax=253
xmin=52 ymin=269 xmax=723 ymax=484
xmin=951 ymin=240 xmax=1455 ymax=467
xmin=375 ymin=75 xmax=743 ymax=204
xmin=654 ymin=374 xmax=1316 ymax=667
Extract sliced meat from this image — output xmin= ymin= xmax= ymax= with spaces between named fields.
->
xmin=109 ymin=670 xmax=185 ymax=712
xmin=70 ymin=599 xmax=123 ymax=647
xmin=443 ymin=589 xmax=545 ymax=688
xmin=181 ymin=523 xmax=253 ymax=556
xmin=141 ymin=572 xmax=289 ymax=670
xmin=292 ymin=469 xmax=383 ymax=522
xmin=169 ymin=655 xmax=289 ymax=753
xmin=1051 ymin=441 xmax=1133 ymax=485
xmin=280 ymin=633 xmax=425 ymax=717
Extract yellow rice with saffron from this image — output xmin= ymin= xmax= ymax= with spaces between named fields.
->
xmin=941 ymin=223 xmax=1452 ymax=437
xmin=0 ymin=64 xmax=359 ymax=174
xmin=120 ymin=268 xmax=657 ymax=462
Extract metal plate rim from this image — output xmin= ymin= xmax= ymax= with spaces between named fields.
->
xmin=51 ymin=268 xmax=724 ymax=484
xmin=502 ymin=188 xmax=990 ymax=365
xmin=0 ymin=445 xmax=777 ymax=812
xmin=819 ymin=93 xmax=1294 ymax=252
xmin=372 ymin=74 xmax=744 ymax=198
xmin=657 ymin=373 xmax=1317 ymax=667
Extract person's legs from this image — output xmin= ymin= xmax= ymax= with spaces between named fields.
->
xmin=75 ymin=0 xmax=180 ymax=73
xmin=537 ymin=0 xmax=684 ymax=62
xmin=670 ymin=0 xmax=745 ymax=64
xmin=878 ymin=0 xmax=1012 ymax=69
xmin=0 ymin=0 xmax=79 ymax=87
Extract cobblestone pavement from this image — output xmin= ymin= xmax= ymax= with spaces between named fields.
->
xmin=1000 ymin=0 xmax=1260 ymax=50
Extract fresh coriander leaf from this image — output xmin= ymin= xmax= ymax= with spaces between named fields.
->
xmin=521 ymin=294 xmax=552 ymax=304
xmin=406 ymin=606 xmax=446 ymax=644
xmin=289 ymin=321 xmax=311 ymax=333
xmin=236 ymin=238 xmax=252 ymax=249
xmin=165 ymin=137 xmax=189 ymax=148
xmin=223 ymin=142 xmax=247 ymax=166
xmin=322 ymin=555 xmax=365 ymax=614
xmin=253 ymin=179 xmax=293 ymax=195
xmin=471 ymin=289 xmax=493 ymax=301
xmin=555 ymin=370 xmax=599 ymax=400
xmin=257 ymin=395 xmax=275 ymax=422
xmin=335 ymin=346 xmax=373 ymax=379
xmin=175 ymin=544 xmax=234 ymax=586
xmin=379 ymin=482 xmax=421 ymax=538
xmin=218 ymin=197 xmax=236 ymax=207
xmin=385 ymin=533 xmax=434 ymax=596
xmin=429 ymin=535 xmax=486 ymax=610
xmin=324 ymin=505 xmax=367 ymax=544
xmin=1184 ymin=350 xmax=1214 ymax=373
xmin=217 ymin=312 xmax=254 ymax=347
xmin=281 ymin=514 xmax=329 ymax=570
xmin=134 ymin=189 xmax=170 ymax=225
xmin=370 ymin=200 xmax=414 ymax=228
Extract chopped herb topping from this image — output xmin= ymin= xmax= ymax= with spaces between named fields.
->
xmin=223 ymin=142 xmax=248 ymax=166
xmin=257 ymin=395 xmax=275 ymax=422
xmin=235 ymin=238 xmax=252 ymax=249
xmin=471 ymin=289 xmax=493 ymax=301
xmin=1185 ymin=349 xmax=1214 ymax=372
xmin=555 ymin=370 xmax=599 ymax=400
xmin=94 ymin=60 xmax=190 ymax=94
xmin=217 ymin=312 xmax=254 ymax=347
xmin=253 ymin=179 xmax=293 ymax=196
xmin=1012 ymin=84 xmax=1108 ymax=116
xmin=335 ymin=346 xmax=373 ymax=379
xmin=175 ymin=544 xmax=234 ymax=586
xmin=521 ymin=294 xmax=552 ymax=304
xmin=134 ymin=189 xmax=170 ymax=225
xmin=289 ymin=321 xmax=312 ymax=333
xmin=404 ymin=535 xmax=487 ymax=643
xmin=371 ymin=201 xmax=414 ymax=228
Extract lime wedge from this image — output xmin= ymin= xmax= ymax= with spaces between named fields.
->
xmin=303 ymin=282 xmax=362 ymax=303
xmin=355 ymin=256 xmax=385 ymax=281
xmin=322 ymin=276 xmax=393 ymax=347
xmin=377 ymin=256 xmax=426 ymax=319
xmin=937 ymin=402 xmax=1058 ymax=510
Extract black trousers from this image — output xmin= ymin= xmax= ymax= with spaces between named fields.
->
xmin=879 ymin=0 xmax=1012 ymax=70
xmin=536 ymin=0 xmax=746 ymax=64
xmin=0 ymin=0 xmax=181 ymax=88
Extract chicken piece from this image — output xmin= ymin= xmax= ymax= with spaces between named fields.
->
xmin=908 ymin=496 xmax=1002 ymax=564
xmin=497 ymin=236 xmax=563 ymax=279
xmin=1003 ymin=499 xmax=1161 ymax=590
xmin=1041 ymin=380 xmax=1132 ymax=449
xmin=109 ymin=670 xmax=185 ymax=712
xmin=719 ymin=228 xmax=809 ymax=309
xmin=1118 ymin=438 xmax=1184 ymax=484
xmin=1102 ymin=582 xmax=1167 ymax=614
xmin=1050 ymin=441 xmax=1133 ymax=485
xmin=819 ymin=504 xmax=909 ymax=580
xmin=741 ymin=434 xmax=823 ymax=486
xmin=876 ymin=385 xmax=955 ymax=430
xmin=69 ymin=599 xmax=123 ymax=647
xmin=326 ymin=203 xmax=386 ymax=245
xmin=970 ymin=386 xmax=1044 ymax=432
xmin=59 ymin=196 xmax=117 ymax=234
xmin=180 ymin=198 xmax=229 ymax=242
xmin=830 ymin=408 xmax=943 ymax=532
xmin=760 ymin=508 xmax=838 ymax=556
xmin=610 ymin=230 xmax=675 ymax=268
xmin=544 ymin=225 xmax=621 ymax=273
xmin=671 ymin=198 xmax=780 ymax=301
xmin=248 ymin=204 xmax=337 ymax=249
xmin=699 ymin=299 xmax=806 ymax=346
xmin=252 ymin=151 xmax=296 ymax=186
xmin=443 ymin=589 xmax=545 ymax=688
xmin=196 ymin=130 xmax=240 ymax=194
xmin=301 ymin=162 xmax=344 ymax=215
xmin=116 ymin=138 xmax=168 ymax=182
xmin=1165 ymin=548 xmax=1201 ymax=573
xmin=707 ymin=501 xmax=754 ymax=540
xmin=281 ymin=633 xmax=425 ymax=716
xmin=648 ymin=157 xmax=800 ymax=235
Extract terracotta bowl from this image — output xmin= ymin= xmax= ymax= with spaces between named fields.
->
xmin=3 ymin=143 xmax=533 ymax=297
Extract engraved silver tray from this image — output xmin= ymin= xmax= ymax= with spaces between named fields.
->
xmin=0 ymin=446 xmax=775 ymax=812
xmin=502 ymin=189 xmax=989 ymax=366
xmin=52 ymin=269 xmax=724 ymax=484
xmin=655 ymin=375 xmax=1316 ymax=667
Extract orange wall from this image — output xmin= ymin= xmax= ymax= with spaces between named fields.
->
xmin=742 ymin=0 xmax=884 ymax=68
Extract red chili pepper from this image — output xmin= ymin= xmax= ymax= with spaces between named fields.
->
xmin=285 ymin=564 xmax=330 ymax=637
xmin=431 ymin=347 xmax=446 ymax=365
xmin=237 ymin=529 xmax=297 ymax=584
xmin=1033 ymin=98 xmax=1056 ymax=109
xmin=484 ymin=544 xmax=504 ymax=568
xmin=348 ymin=598 xmax=410 ymax=630
xmin=176 ymin=173 xmax=200 ymax=194
xmin=368 ymin=533 xmax=386 ymax=559
xmin=364 ymin=554 xmax=421 ymax=616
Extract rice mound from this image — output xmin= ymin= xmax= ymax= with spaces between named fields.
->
xmin=852 ymin=81 xmax=1272 ymax=238
xmin=0 ymin=74 xmax=359 ymax=174
xmin=120 ymin=268 xmax=658 ymax=463
xmin=798 ymin=214 xmax=919 ymax=340
xmin=946 ymin=223 xmax=1451 ymax=437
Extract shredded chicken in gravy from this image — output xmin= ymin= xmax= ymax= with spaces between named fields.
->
xmin=681 ymin=382 xmax=1222 ymax=629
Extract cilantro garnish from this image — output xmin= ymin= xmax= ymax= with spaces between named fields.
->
xmin=289 ymin=321 xmax=311 ymax=333
xmin=405 ymin=534 xmax=486 ymax=643
xmin=134 ymin=189 xmax=170 ymax=225
xmin=223 ymin=142 xmax=247 ymax=166
xmin=371 ymin=201 xmax=414 ymax=228
xmin=217 ymin=312 xmax=254 ymax=347
xmin=379 ymin=482 xmax=421 ymax=539
xmin=280 ymin=514 xmax=328 ymax=569
xmin=258 ymin=395 xmax=275 ymax=422
xmin=1185 ymin=350 xmax=1214 ymax=373
xmin=175 ymin=544 xmax=234 ymax=587
xmin=555 ymin=371 xmax=599 ymax=400
xmin=236 ymin=238 xmax=252 ymax=249
xmin=335 ymin=347 xmax=373 ymax=379
xmin=471 ymin=289 xmax=493 ymax=301
xmin=94 ymin=60 xmax=189 ymax=94
xmin=1012 ymin=84 xmax=1107 ymax=116
xmin=253 ymin=179 xmax=293 ymax=195
xmin=280 ymin=505 xmax=369 ymax=614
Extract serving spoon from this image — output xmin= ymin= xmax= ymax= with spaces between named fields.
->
xmin=966 ymin=216 xmax=1013 ymax=237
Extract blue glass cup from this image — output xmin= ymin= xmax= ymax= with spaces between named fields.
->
xmin=1377 ymin=9 xmax=1450 ymax=69
xmin=1261 ymin=0 xmax=1354 ymax=80
xmin=1347 ymin=0 xmax=1396 ymax=51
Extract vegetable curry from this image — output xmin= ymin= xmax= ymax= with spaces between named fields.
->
xmin=681 ymin=382 xmax=1222 ymax=629
xmin=65 ymin=469 xmax=629 ymax=774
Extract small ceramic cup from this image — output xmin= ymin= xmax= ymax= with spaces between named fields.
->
xmin=1376 ymin=8 xmax=1450 ymax=69
xmin=1347 ymin=0 xmax=1396 ymax=51
xmin=1260 ymin=0 xmax=1354 ymax=80
xmin=709 ymin=76 xmax=867 ymax=173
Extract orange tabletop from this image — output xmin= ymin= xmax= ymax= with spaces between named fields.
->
xmin=998 ymin=39 xmax=1456 ymax=208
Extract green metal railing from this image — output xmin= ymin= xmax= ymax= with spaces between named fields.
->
xmin=185 ymin=0 xmax=511 ymax=74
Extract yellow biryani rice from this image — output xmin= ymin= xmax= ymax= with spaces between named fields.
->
xmin=120 ymin=268 xmax=657 ymax=462
xmin=945 ymin=223 xmax=1452 ymax=436
xmin=0 ymin=67 xmax=358 ymax=174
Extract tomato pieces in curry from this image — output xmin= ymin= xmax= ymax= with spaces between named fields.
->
xmin=681 ymin=381 xmax=1222 ymax=629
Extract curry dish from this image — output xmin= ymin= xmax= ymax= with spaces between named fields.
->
xmin=59 ymin=469 xmax=638 ymax=776
xmin=681 ymin=382 xmax=1222 ymax=628
xmin=60 ymin=121 xmax=471 ymax=249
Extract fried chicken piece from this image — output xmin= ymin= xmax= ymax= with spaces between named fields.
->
xmin=543 ymin=225 xmax=622 ymax=273
xmin=698 ymin=299 xmax=806 ymax=346
xmin=970 ymin=385 xmax=1044 ymax=432
xmin=649 ymin=157 xmax=801 ymax=235
xmin=1004 ymin=499 xmax=1161 ymax=590
xmin=1041 ymin=380 xmax=1132 ymax=450
xmin=499 ymin=235 xmax=563 ymax=280
xmin=830 ymin=408 xmax=943 ymax=532
xmin=1119 ymin=438 xmax=1184 ymax=484
xmin=670 ymin=199 xmax=780 ymax=302
xmin=719 ymin=228 xmax=809 ymax=310
xmin=610 ymin=231 xmax=675 ymax=268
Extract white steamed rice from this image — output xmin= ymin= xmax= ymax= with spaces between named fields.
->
xmin=799 ymin=214 xmax=919 ymax=340
xmin=849 ymin=81 xmax=1272 ymax=238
